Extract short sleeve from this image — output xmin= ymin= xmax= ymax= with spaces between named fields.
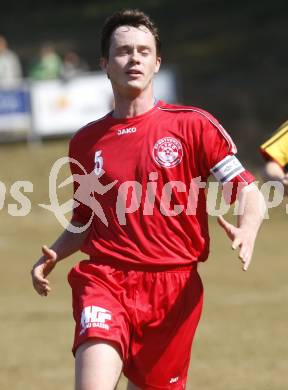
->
xmin=195 ymin=110 xmax=255 ymax=202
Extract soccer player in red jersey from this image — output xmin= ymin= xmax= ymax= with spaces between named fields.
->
xmin=31 ymin=9 xmax=265 ymax=390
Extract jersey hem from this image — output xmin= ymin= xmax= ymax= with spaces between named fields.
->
xmin=88 ymin=258 xmax=199 ymax=272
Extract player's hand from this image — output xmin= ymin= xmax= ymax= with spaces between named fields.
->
xmin=31 ymin=245 xmax=58 ymax=296
xmin=217 ymin=216 xmax=256 ymax=271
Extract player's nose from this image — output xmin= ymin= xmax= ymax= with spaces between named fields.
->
xmin=129 ymin=48 xmax=141 ymax=63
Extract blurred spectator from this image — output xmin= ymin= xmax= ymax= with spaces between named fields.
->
xmin=29 ymin=43 xmax=62 ymax=80
xmin=60 ymin=51 xmax=89 ymax=80
xmin=0 ymin=35 xmax=22 ymax=87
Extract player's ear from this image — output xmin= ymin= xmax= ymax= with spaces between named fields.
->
xmin=99 ymin=57 xmax=110 ymax=79
xmin=100 ymin=57 xmax=108 ymax=73
xmin=154 ymin=56 xmax=161 ymax=74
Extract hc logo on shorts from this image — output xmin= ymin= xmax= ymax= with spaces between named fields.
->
xmin=80 ymin=306 xmax=112 ymax=335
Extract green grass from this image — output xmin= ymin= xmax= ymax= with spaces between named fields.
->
xmin=0 ymin=141 xmax=287 ymax=390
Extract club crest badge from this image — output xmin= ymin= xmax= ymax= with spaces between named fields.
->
xmin=153 ymin=137 xmax=183 ymax=168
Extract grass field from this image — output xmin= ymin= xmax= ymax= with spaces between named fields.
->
xmin=0 ymin=141 xmax=287 ymax=390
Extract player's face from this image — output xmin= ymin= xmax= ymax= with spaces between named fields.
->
xmin=101 ymin=25 xmax=161 ymax=97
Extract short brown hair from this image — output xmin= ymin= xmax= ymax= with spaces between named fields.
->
xmin=101 ymin=9 xmax=161 ymax=58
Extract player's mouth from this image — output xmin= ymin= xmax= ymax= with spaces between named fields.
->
xmin=126 ymin=69 xmax=143 ymax=77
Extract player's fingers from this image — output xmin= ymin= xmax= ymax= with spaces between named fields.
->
xmin=238 ymin=242 xmax=248 ymax=259
xmin=36 ymin=277 xmax=50 ymax=286
xmin=42 ymin=244 xmax=51 ymax=255
xmin=33 ymin=283 xmax=45 ymax=295
xmin=217 ymin=215 xmax=236 ymax=236
xmin=42 ymin=245 xmax=57 ymax=260
xmin=31 ymin=265 xmax=49 ymax=283
xmin=237 ymin=243 xmax=252 ymax=270
xmin=40 ymin=291 xmax=47 ymax=297
xmin=217 ymin=215 xmax=229 ymax=230
xmin=231 ymin=237 xmax=242 ymax=251
xmin=34 ymin=281 xmax=51 ymax=296
xmin=242 ymin=254 xmax=252 ymax=271
xmin=33 ymin=277 xmax=50 ymax=291
xmin=39 ymin=286 xmax=51 ymax=297
xmin=31 ymin=270 xmax=50 ymax=290
xmin=43 ymin=259 xmax=56 ymax=278
xmin=42 ymin=284 xmax=51 ymax=293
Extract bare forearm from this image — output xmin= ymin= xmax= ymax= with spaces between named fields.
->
xmin=263 ymin=161 xmax=284 ymax=181
xmin=49 ymin=222 xmax=90 ymax=262
xmin=262 ymin=161 xmax=288 ymax=196
xmin=237 ymin=184 xmax=265 ymax=233
xmin=218 ymin=183 xmax=266 ymax=271
xmin=31 ymin=221 xmax=90 ymax=296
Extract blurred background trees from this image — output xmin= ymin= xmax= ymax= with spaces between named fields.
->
xmin=1 ymin=0 xmax=287 ymax=166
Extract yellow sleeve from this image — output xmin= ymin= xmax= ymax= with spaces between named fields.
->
xmin=260 ymin=121 xmax=288 ymax=170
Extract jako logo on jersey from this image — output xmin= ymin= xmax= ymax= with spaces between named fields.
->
xmin=80 ymin=306 xmax=112 ymax=335
xmin=94 ymin=150 xmax=103 ymax=176
xmin=153 ymin=137 xmax=183 ymax=168
xmin=117 ymin=127 xmax=137 ymax=136
xmin=169 ymin=377 xmax=179 ymax=384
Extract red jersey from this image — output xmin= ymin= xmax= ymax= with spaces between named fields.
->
xmin=69 ymin=101 xmax=254 ymax=268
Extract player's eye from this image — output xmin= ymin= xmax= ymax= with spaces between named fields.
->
xmin=116 ymin=47 xmax=130 ymax=55
xmin=139 ymin=49 xmax=150 ymax=57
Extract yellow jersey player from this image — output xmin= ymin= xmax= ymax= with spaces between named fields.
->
xmin=260 ymin=121 xmax=288 ymax=196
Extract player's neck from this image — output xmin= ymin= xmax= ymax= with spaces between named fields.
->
xmin=112 ymin=88 xmax=155 ymax=119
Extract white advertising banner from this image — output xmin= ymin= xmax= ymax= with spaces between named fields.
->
xmin=30 ymin=70 xmax=177 ymax=136
xmin=30 ymin=73 xmax=113 ymax=135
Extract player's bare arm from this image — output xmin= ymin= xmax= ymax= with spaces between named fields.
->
xmin=262 ymin=161 xmax=288 ymax=196
xmin=218 ymin=183 xmax=266 ymax=271
xmin=31 ymin=223 xmax=90 ymax=296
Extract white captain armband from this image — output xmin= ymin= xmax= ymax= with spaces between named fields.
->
xmin=210 ymin=155 xmax=245 ymax=183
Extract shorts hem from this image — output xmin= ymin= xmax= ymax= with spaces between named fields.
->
xmin=124 ymin=372 xmax=186 ymax=390
xmin=72 ymin=334 xmax=126 ymax=363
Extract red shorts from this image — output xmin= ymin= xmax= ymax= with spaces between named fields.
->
xmin=68 ymin=260 xmax=203 ymax=390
